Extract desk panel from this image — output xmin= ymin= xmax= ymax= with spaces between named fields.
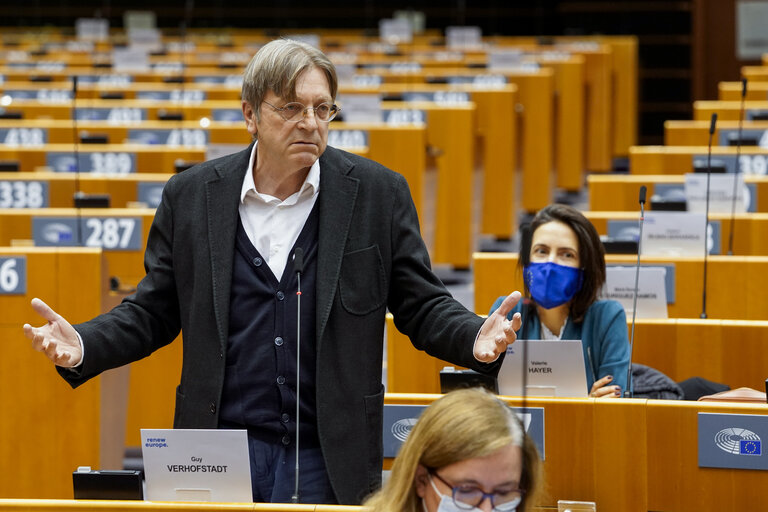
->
xmin=0 ymin=208 xmax=155 ymax=288
xmin=0 ymin=247 xmax=103 ymax=498
xmin=473 ymin=252 xmax=768 ymax=321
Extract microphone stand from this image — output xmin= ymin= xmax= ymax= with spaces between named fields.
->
xmin=291 ymin=248 xmax=304 ymax=504
xmin=701 ymin=113 xmax=717 ymax=319
xmin=624 ymin=186 xmax=646 ymax=398
xmin=727 ymin=78 xmax=747 ymax=255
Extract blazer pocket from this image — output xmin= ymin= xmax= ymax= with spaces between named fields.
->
xmin=363 ymin=385 xmax=385 ymax=492
xmin=339 ymin=245 xmax=386 ymax=315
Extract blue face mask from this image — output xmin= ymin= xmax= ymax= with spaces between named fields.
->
xmin=524 ymin=261 xmax=584 ymax=309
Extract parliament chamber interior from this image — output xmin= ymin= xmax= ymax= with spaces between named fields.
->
xmin=1 ymin=1 xmax=767 ymax=511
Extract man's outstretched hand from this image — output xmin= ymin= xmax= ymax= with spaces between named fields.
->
xmin=474 ymin=291 xmax=523 ymax=363
xmin=22 ymin=298 xmax=82 ymax=368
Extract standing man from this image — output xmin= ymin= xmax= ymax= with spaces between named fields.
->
xmin=23 ymin=39 xmax=522 ymax=505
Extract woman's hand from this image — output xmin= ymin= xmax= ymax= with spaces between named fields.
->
xmin=590 ymin=375 xmax=622 ymax=398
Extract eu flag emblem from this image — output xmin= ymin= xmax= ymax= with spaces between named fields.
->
xmin=739 ymin=440 xmax=762 ymax=455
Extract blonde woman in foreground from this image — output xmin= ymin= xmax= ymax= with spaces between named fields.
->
xmin=364 ymin=388 xmax=541 ymax=512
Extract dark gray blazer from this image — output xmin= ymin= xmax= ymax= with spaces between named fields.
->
xmin=64 ymin=145 xmax=489 ymax=504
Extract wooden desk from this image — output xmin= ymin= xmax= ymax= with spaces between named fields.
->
xmin=588 ymin=173 xmax=768 ymax=213
xmin=0 ymin=247 xmax=104 ymax=498
xmin=584 ymin=210 xmax=768 ymax=256
xmin=0 ymin=208 xmax=155 ymax=288
xmin=629 ymin=145 xmax=768 ymax=174
xmin=384 ymin=394 xmax=768 ymax=511
xmin=664 ymin=119 xmax=768 ymax=146
xmin=0 ymin=500 xmax=356 ymax=511
xmin=386 ymin=315 xmax=768 ymax=394
xmin=693 ymin=99 xmax=768 ymax=121
xmin=0 ymin=144 xmax=206 ymax=174
xmin=473 ymin=252 xmax=768 ymax=321
xmin=718 ymin=80 xmax=768 ymax=101
xmin=0 ymin=172 xmax=171 ymax=208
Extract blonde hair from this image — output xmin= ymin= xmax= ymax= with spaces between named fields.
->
xmin=363 ymin=388 xmax=541 ymax=512
xmin=241 ymin=38 xmax=338 ymax=121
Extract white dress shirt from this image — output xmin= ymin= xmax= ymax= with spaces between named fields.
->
xmin=239 ymin=141 xmax=320 ymax=281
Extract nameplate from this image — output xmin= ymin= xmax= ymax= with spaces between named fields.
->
xmin=0 ymin=127 xmax=48 ymax=146
xmin=112 ymin=48 xmax=150 ymax=72
xmin=151 ymin=62 xmax=185 ymax=73
xmin=193 ymin=75 xmax=243 ymax=87
xmin=746 ymin=109 xmax=768 ymax=121
xmin=141 ymin=429 xmax=252 ymax=503
xmin=446 ymin=74 xmax=508 ymax=87
xmin=383 ymin=404 xmax=545 ymax=459
xmin=692 ymin=153 xmax=768 ymax=175
xmin=76 ymin=74 xmax=133 ymax=85
xmin=137 ymin=182 xmax=166 ymax=208
xmin=0 ymin=180 xmax=49 ymax=208
xmin=135 ymin=90 xmax=206 ymax=103
xmin=718 ymin=128 xmax=768 ymax=148
xmin=446 ymin=26 xmax=483 ymax=49
xmin=127 ymin=28 xmax=162 ymax=53
xmin=353 ymin=75 xmax=383 ymax=88
xmin=76 ymin=18 xmax=109 ymax=42
xmin=382 ymin=109 xmax=426 ymax=125
xmin=379 ymin=18 xmax=413 ymax=44
xmin=684 ymin=173 xmax=747 ymax=214
xmin=3 ymin=89 xmax=72 ymax=103
xmin=47 ymin=152 xmax=136 ymax=174
xmin=33 ymin=216 xmax=143 ymax=250
xmin=328 ymin=129 xmax=369 ymax=149
xmin=699 ymin=413 xmax=768 ymax=470
xmin=0 ymin=256 xmax=26 ymax=294
xmin=129 ymin=128 xmax=208 ymax=146
xmin=653 ymin=183 xmax=757 ymax=213
xmin=488 ymin=49 xmax=524 ymax=70
xmin=76 ymin=107 xmax=147 ymax=123
xmin=602 ymin=266 xmax=668 ymax=318
xmin=212 ymin=109 xmax=243 ymax=123
xmin=389 ymin=61 xmax=422 ymax=73
xmin=641 ymin=212 xmax=718 ymax=256
xmin=606 ymin=263 xmax=676 ymax=303
xmin=402 ymin=91 xmax=471 ymax=105
xmin=284 ymin=33 xmax=320 ymax=48
xmin=336 ymin=93 xmax=381 ymax=123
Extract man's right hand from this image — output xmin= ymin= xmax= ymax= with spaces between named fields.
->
xmin=22 ymin=298 xmax=82 ymax=368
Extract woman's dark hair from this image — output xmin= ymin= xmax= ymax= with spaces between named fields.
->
xmin=519 ymin=204 xmax=606 ymax=322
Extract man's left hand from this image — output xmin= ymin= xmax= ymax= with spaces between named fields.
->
xmin=474 ymin=291 xmax=523 ymax=362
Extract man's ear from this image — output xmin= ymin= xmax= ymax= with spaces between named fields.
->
xmin=242 ymin=100 xmax=258 ymax=137
xmin=414 ymin=464 xmax=429 ymax=498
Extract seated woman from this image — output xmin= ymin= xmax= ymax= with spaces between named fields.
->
xmin=363 ymin=387 xmax=541 ymax=512
xmin=489 ymin=204 xmax=630 ymax=398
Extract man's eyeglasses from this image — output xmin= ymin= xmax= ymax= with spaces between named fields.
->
xmin=429 ymin=470 xmax=524 ymax=511
xmin=263 ymin=100 xmax=341 ymax=123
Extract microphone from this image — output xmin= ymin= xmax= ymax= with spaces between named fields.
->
xmin=700 ymin=113 xmax=717 ymax=319
xmin=727 ymin=78 xmax=747 ymax=255
xmin=70 ymin=75 xmax=84 ymax=245
xmin=624 ymin=185 xmax=647 ymax=398
xmin=291 ymin=247 xmax=304 ymax=504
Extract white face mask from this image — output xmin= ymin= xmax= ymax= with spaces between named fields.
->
xmin=424 ymin=473 xmax=519 ymax=512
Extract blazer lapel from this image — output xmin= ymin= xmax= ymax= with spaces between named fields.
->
xmin=316 ymin=147 xmax=359 ymax=343
xmin=206 ymin=145 xmax=251 ymax=350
